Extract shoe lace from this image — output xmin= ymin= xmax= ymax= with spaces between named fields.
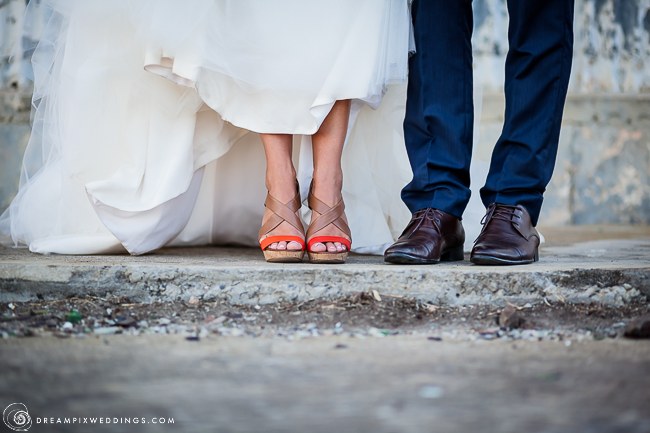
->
xmin=480 ymin=203 xmax=518 ymax=226
xmin=474 ymin=204 xmax=518 ymax=242
xmin=410 ymin=208 xmax=441 ymax=233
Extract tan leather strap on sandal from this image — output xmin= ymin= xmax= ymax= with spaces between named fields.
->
xmin=306 ymin=193 xmax=351 ymax=248
xmin=258 ymin=192 xmax=304 ymax=245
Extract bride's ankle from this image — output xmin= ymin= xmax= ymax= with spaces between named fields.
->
xmin=310 ymin=175 xmax=343 ymax=205
xmin=265 ymin=173 xmax=298 ymax=202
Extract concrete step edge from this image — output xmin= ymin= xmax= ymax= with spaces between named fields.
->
xmin=1 ymin=263 xmax=647 ymax=307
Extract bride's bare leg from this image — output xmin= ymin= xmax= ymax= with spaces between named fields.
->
xmin=310 ymin=99 xmax=351 ymax=253
xmin=260 ymin=133 xmax=303 ymax=251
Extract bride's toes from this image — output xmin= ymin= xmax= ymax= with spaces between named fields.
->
xmin=287 ymin=240 xmax=302 ymax=251
xmin=267 ymin=241 xmax=287 ymax=251
xmin=323 ymin=242 xmax=346 ymax=253
xmin=267 ymin=239 xmax=303 ymax=251
xmin=306 ymin=185 xmax=351 ymax=263
xmin=259 ymin=187 xmax=305 ymax=262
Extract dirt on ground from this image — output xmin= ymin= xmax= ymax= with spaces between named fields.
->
xmin=2 ymin=292 xmax=650 ymax=433
xmin=2 ymin=292 xmax=649 ymax=342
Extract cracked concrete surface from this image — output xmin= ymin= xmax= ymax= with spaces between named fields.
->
xmin=0 ymin=226 xmax=649 ymax=433
xmin=1 ymin=227 xmax=648 ymax=306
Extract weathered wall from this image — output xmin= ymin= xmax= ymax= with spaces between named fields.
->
xmin=1 ymin=0 xmax=649 ymax=224
xmin=1 ymin=0 xmax=40 ymax=212
xmin=473 ymin=0 xmax=650 ymax=93
xmin=471 ymin=0 xmax=650 ymax=225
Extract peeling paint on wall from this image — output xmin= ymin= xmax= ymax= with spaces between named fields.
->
xmin=1 ymin=0 xmax=45 ymax=91
xmin=471 ymin=0 xmax=650 ymax=93
xmin=572 ymin=0 xmax=650 ymax=92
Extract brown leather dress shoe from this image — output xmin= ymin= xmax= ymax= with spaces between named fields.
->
xmin=470 ymin=204 xmax=540 ymax=265
xmin=384 ymin=208 xmax=465 ymax=264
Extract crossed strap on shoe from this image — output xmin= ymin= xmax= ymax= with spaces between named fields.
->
xmin=258 ymin=191 xmax=306 ymax=253
xmin=306 ymin=192 xmax=352 ymax=256
xmin=306 ymin=194 xmax=352 ymax=251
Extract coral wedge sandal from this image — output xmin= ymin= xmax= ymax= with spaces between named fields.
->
xmin=306 ymin=187 xmax=352 ymax=264
xmin=258 ymin=190 xmax=306 ymax=263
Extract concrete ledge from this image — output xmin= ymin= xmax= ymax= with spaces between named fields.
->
xmin=1 ymin=228 xmax=648 ymax=307
xmin=481 ymin=93 xmax=650 ymax=124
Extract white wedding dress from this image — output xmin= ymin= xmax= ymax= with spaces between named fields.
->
xmin=0 ymin=0 xmax=418 ymax=255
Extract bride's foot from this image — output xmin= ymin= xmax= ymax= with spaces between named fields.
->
xmin=306 ymin=179 xmax=351 ymax=263
xmin=259 ymin=177 xmax=305 ymax=263
xmin=260 ymin=204 xmax=304 ymax=252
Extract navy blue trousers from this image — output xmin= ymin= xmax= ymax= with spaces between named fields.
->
xmin=401 ymin=0 xmax=575 ymax=226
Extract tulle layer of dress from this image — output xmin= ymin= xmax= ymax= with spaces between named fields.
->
xmin=0 ymin=0 xmax=415 ymax=255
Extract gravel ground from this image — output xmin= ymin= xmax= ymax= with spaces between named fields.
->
xmin=2 ymin=293 xmax=650 ymax=433
xmin=2 ymin=292 xmax=649 ymax=342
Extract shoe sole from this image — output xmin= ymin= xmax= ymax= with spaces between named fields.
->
xmin=263 ymin=250 xmax=305 ymax=263
xmin=470 ymin=251 xmax=539 ymax=266
xmin=384 ymin=253 xmax=439 ymax=264
xmin=308 ymin=251 xmax=348 ymax=264
xmin=384 ymin=246 xmax=465 ymax=265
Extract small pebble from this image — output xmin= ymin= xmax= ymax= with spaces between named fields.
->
xmin=115 ymin=316 xmax=137 ymax=327
xmin=624 ymin=315 xmax=650 ymax=339
xmin=94 ymin=326 xmax=121 ymax=335
xmin=418 ymin=385 xmax=444 ymax=399
xmin=478 ymin=328 xmax=500 ymax=340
